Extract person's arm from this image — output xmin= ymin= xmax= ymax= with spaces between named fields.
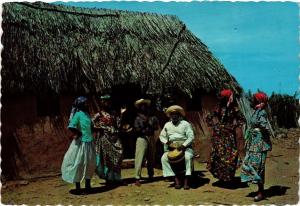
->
xmin=68 ymin=128 xmax=82 ymax=139
xmin=159 ymin=125 xmax=168 ymax=144
xmin=68 ymin=112 xmax=81 ymax=139
xmin=160 ymin=124 xmax=177 ymax=149
xmin=234 ymin=107 xmax=246 ymax=127
xmin=181 ymin=122 xmax=195 ymax=148
xmin=150 ymin=116 xmax=160 ymax=131
xmin=134 ymin=116 xmax=142 ymax=131
xmin=256 ymin=110 xmax=270 ymax=135
xmin=92 ymin=112 xmax=112 ymax=132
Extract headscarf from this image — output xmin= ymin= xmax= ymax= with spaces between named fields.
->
xmin=69 ymin=96 xmax=88 ymax=122
xmin=220 ymin=89 xmax=233 ymax=107
xmin=254 ymin=92 xmax=268 ymax=109
xmin=100 ymin=94 xmax=111 ymax=100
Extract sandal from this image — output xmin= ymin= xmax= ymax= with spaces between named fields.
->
xmin=254 ymin=193 xmax=264 ymax=202
xmin=175 ymin=184 xmax=181 ymax=189
xmin=183 ymin=184 xmax=190 ymax=190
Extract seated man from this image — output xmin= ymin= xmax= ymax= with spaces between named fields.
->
xmin=160 ymin=105 xmax=194 ymax=190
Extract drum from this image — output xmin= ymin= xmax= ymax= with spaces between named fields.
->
xmin=167 ymin=149 xmax=185 ymax=164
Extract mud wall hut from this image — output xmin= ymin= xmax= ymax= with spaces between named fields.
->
xmin=1 ymin=2 xmax=242 ymax=180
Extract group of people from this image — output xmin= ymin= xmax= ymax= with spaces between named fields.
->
xmin=206 ymin=89 xmax=272 ymax=202
xmin=61 ymin=89 xmax=272 ymax=202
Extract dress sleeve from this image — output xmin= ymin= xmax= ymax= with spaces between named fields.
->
xmin=68 ymin=112 xmax=80 ymax=129
xmin=159 ymin=124 xmax=168 ymax=144
xmin=257 ymin=110 xmax=270 ymax=133
xmin=182 ymin=122 xmax=195 ymax=147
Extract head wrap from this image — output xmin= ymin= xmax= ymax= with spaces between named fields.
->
xmin=220 ymin=89 xmax=233 ymax=98
xmin=100 ymin=94 xmax=111 ymax=100
xmin=220 ymin=89 xmax=233 ymax=107
xmin=69 ymin=96 xmax=88 ymax=122
xmin=253 ymin=92 xmax=268 ymax=109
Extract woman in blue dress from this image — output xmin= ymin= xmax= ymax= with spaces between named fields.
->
xmin=241 ymin=92 xmax=272 ymax=202
xmin=61 ymin=96 xmax=96 ymax=194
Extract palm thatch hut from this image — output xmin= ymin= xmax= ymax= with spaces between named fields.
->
xmin=1 ymin=2 xmax=242 ymax=180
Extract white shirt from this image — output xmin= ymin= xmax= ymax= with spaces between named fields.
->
xmin=159 ymin=120 xmax=194 ymax=147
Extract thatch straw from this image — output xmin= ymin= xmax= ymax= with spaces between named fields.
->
xmin=2 ymin=2 xmax=241 ymax=96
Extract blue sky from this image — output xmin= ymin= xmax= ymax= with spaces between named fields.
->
xmin=54 ymin=1 xmax=299 ymax=95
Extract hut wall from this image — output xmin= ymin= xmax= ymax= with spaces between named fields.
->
xmin=1 ymin=95 xmax=72 ymax=180
xmin=185 ymin=94 xmax=218 ymax=162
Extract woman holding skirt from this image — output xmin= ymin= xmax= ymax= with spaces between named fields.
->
xmin=206 ymin=89 xmax=245 ymax=182
xmin=61 ymin=96 xmax=96 ymax=194
xmin=241 ymin=92 xmax=272 ymax=202
xmin=92 ymin=94 xmax=124 ymax=185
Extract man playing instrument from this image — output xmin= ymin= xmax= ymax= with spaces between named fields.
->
xmin=159 ymin=105 xmax=194 ymax=190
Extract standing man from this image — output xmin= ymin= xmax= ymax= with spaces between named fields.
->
xmin=134 ymin=98 xmax=159 ymax=186
xmin=160 ymin=105 xmax=194 ymax=190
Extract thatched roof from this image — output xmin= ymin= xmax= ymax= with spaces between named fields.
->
xmin=2 ymin=2 xmax=241 ymax=96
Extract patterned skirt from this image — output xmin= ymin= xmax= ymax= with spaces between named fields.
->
xmin=207 ymin=130 xmax=238 ymax=181
xmin=95 ymin=133 xmax=123 ymax=182
xmin=61 ymin=139 xmax=96 ymax=183
xmin=240 ymin=151 xmax=267 ymax=184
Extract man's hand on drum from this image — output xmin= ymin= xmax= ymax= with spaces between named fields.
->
xmin=177 ymin=144 xmax=185 ymax=151
xmin=167 ymin=142 xmax=177 ymax=149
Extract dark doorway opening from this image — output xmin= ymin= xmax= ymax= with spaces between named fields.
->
xmin=111 ymin=84 xmax=142 ymax=159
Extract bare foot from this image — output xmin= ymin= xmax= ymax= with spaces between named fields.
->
xmin=135 ymin=180 xmax=141 ymax=187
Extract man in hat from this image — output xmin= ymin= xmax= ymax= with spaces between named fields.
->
xmin=133 ymin=98 xmax=159 ymax=186
xmin=159 ymin=105 xmax=194 ymax=190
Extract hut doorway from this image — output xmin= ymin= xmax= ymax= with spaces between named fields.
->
xmin=111 ymin=84 xmax=142 ymax=159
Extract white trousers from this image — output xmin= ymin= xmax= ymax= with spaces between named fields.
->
xmin=161 ymin=149 xmax=193 ymax=177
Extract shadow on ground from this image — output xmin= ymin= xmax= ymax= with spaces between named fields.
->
xmin=212 ymin=177 xmax=249 ymax=189
xmin=247 ymin=185 xmax=290 ymax=198
xmin=166 ymin=170 xmax=210 ymax=189
xmin=69 ymin=184 xmax=120 ymax=195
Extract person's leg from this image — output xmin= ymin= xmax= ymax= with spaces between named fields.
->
xmin=183 ymin=176 xmax=191 ymax=190
xmin=254 ymin=152 xmax=267 ymax=202
xmin=146 ymin=136 xmax=155 ymax=180
xmin=85 ymin=179 xmax=91 ymax=190
xmin=161 ymin=152 xmax=178 ymax=188
xmin=184 ymin=151 xmax=193 ymax=190
xmin=174 ymin=174 xmax=181 ymax=189
xmin=75 ymin=182 xmax=81 ymax=190
xmin=184 ymin=151 xmax=193 ymax=176
xmin=161 ymin=152 xmax=175 ymax=177
xmin=134 ymin=137 xmax=148 ymax=186
xmin=254 ymin=183 xmax=264 ymax=201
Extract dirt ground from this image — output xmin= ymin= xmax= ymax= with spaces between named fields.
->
xmin=2 ymin=128 xmax=299 ymax=205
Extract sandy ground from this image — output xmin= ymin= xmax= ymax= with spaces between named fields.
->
xmin=2 ymin=129 xmax=299 ymax=205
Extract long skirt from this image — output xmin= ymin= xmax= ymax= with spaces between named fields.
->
xmin=61 ymin=139 xmax=96 ymax=183
xmin=95 ymin=133 xmax=123 ymax=182
xmin=207 ymin=131 xmax=238 ymax=181
xmin=240 ymin=151 xmax=267 ymax=184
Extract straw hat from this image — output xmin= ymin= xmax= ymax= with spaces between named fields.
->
xmin=165 ymin=105 xmax=185 ymax=117
xmin=134 ymin=98 xmax=151 ymax=108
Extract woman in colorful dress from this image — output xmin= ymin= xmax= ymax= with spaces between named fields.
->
xmin=206 ymin=89 xmax=245 ymax=183
xmin=241 ymin=92 xmax=272 ymax=202
xmin=61 ymin=96 xmax=96 ymax=194
xmin=93 ymin=94 xmax=124 ymax=185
